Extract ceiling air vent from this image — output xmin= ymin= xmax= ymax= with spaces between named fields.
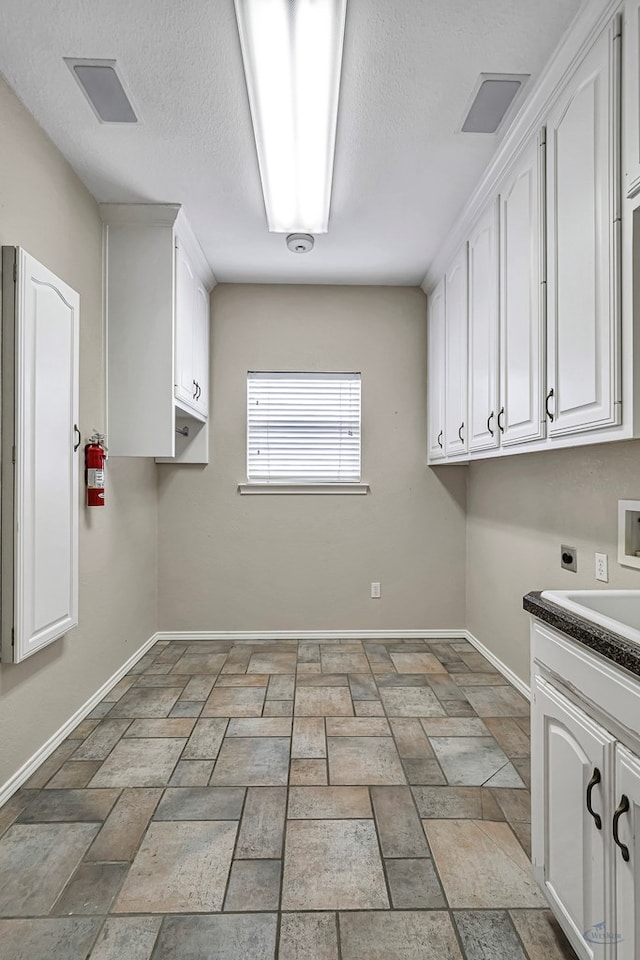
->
xmin=459 ymin=73 xmax=530 ymax=134
xmin=64 ymin=58 xmax=138 ymax=123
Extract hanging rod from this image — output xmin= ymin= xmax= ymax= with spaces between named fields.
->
xmin=176 ymin=425 xmax=190 ymax=438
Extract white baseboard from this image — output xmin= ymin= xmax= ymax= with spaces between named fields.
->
xmin=0 ymin=632 xmax=160 ymax=807
xmin=464 ymin=630 xmax=531 ymax=700
xmin=156 ymin=629 xmax=469 ymax=642
xmin=158 ymin=627 xmax=531 ymax=698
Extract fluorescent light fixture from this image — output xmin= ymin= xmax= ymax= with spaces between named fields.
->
xmin=64 ymin=58 xmax=138 ymax=123
xmin=459 ymin=73 xmax=530 ymax=134
xmin=234 ymin=0 xmax=347 ymax=233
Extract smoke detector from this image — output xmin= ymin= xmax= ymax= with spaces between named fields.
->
xmin=286 ymin=233 xmax=314 ymax=254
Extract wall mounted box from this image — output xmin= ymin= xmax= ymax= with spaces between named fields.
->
xmin=618 ymin=499 xmax=640 ymax=569
xmin=101 ymin=203 xmax=215 ymax=463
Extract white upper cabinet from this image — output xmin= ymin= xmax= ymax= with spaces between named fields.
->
xmin=427 ymin=279 xmax=446 ymax=460
xmin=427 ymin=9 xmax=633 ymax=466
xmin=102 ymin=204 xmax=214 ymax=462
xmin=545 ymin=19 xmax=621 ymax=437
xmin=499 ymin=133 xmax=546 ymax=447
xmin=1 ymin=248 xmax=79 ymax=663
xmin=468 ymin=200 xmax=500 ymax=453
xmin=624 ymin=2 xmax=640 ymax=200
xmin=444 ymin=245 xmax=468 ymax=457
xmin=174 ymin=239 xmax=209 ymax=421
xmin=193 ymin=281 xmax=210 ymax=418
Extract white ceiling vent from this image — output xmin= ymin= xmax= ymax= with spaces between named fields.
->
xmin=64 ymin=58 xmax=138 ymax=123
xmin=459 ymin=73 xmax=530 ymax=134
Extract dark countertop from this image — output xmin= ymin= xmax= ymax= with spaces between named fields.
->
xmin=524 ymin=591 xmax=640 ymax=679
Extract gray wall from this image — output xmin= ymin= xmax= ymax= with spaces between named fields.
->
xmin=466 ymin=440 xmax=640 ymax=684
xmin=158 ymin=283 xmax=467 ymax=631
xmin=0 ymin=76 xmax=158 ymax=788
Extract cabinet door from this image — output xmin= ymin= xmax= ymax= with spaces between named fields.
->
xmin=428 ymin=279 xmax=446 ymax=460
xmin=499 ymin=133 xmax=546 ymax=446
xmin=174 ymin=240 xmax=198 ymax=411
xmin=546 ymin=20 xmax=621 ymax=437
xmin=468 ymin=201 xmax=500 ymax=452
xmin=444 ymin=245 xmax=468 ymax=456
xmin=613 ymin=744 xmax=640 ymax=959
xmin=193 ymin=281 xmax=209 ymax=418
xmin=1 ymin=248 xmax=79 ymax=662
xmin=531 ymin=676 xmax=614 ymax=960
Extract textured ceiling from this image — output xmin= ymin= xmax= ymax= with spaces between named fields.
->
xmin=0 ymin=0 xmax=581 ymax=284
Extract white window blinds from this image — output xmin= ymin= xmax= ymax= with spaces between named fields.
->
xmin=247 ymin=372 xmax=361 ymax=483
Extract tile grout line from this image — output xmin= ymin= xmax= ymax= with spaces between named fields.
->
xmin=0 ymin=635 xmax=557 ymax=960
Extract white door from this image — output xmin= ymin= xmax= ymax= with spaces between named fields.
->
xmin=1 ymin=248 xmax=79 ymax=663
xmin=499 ymin=133 xmax=546 ymax=446
xmin=174 ymin=240 xmax=198 ymax=412
xmin=613 ymin=743 xmax=640 ymax=959
xmin=427 ymin=279 xmax=446 ymax=460
xmin=468 ymin=200 xmax=500 ymax=452
xmin=444 ymin=245 xmax=468 ymax=457
xmin=193 ymin=281 xmax=209 ymax=418
xmin=546 ymin=20 xmax=621 ymax=436
xmin=531 ymin=677 xmax=614 ymax=960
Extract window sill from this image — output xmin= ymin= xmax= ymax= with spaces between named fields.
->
xmin=238 ymin=483 xmax=370 ymax=496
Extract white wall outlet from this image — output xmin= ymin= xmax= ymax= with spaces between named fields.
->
xmin=371 ymin=582 xmax=381 ymax=599
xmin=595 ymin=552 xmax=609 ymax=583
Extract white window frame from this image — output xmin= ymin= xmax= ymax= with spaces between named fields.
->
xmin=239 ymin=371 xmax=369 ymax=495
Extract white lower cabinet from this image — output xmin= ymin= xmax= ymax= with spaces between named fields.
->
xmin=614 ymin=744 xmax=640 ymax=959
xmin=532 ymin=676 xmax=612 ymax=959
xmin=531 ymin=618 xmax=640 ymax=960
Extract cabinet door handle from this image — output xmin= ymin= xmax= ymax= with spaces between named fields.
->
xmin=545 ymin=387 xmax=555 ymax=422
xmin=487 ymin=411 xmax=495 ymax=437
xmin=437 ymin=430 xmax=443 ymax=449
xmin=613 ymin=794 xmax=630 ymax=862
xmin=193 ymin=379 xmax=198 ymax=399
xmin=458 ymin=422 xmax=464 ymax=443
xmin=73 ymin=424 xmax=82 ymax=452
xmin=497 ymin=406 xmax=505 ymax=434
xmin=586 ymin=767 xmax=602 ymax=830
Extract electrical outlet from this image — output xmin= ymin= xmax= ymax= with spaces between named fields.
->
xmin=371 ymin=582 xmax=381 ymax=599
xmin=560 ymin=545 xmax=577 ymax=572
xmin=595 ymin=552 xmax=609 ymax=583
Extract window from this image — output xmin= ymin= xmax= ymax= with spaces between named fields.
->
xmin=246 ymin=372 xmax=361 ymax=485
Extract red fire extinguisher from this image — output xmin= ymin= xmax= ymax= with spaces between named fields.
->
xmin=85 ymin=433 xmax=107 ymax=507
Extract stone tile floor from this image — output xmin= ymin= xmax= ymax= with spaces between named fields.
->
xmin=0 ymin=637 xmax=579 ymax=959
